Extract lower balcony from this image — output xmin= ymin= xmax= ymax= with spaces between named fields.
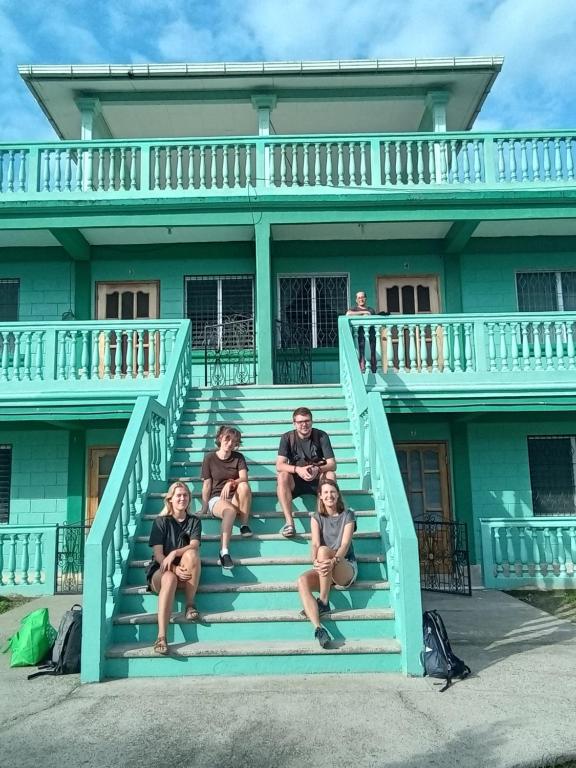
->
xmin=343 ymin=312 xmax=576 ymax=411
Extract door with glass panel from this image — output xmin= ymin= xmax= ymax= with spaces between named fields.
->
xmin=95 ymin=281 xmax=159 ymax=377
xmin=86 ymin=447 xmax=119 ymax=526
xmin=377 ymin=275 xmax=441 ymax=371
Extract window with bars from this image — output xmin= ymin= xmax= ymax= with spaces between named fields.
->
xmin=185 ymin=275 xmax=254 ymax=348
xmin=517 ymin=271 xmax=576 ymax=312
xmin=0 ymin=445 xmax=12 ymax=524
xmin=277 ymin=275 xmax=348 ymax=348
xmin=528 ymin=436 xmax=576 ymax=516
xmin=0 ymin=279 xmax=19 ymax=321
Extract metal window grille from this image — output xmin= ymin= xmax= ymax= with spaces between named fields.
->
xmin=278 ymin=275 xmax=348 ymax=348
xmin=0 ymin=279 xmax=19 ymax=322
xmin=185 ymin=275 xmax=254 ymax=349
xmin=528 ymin=436 xmax=576 ymax=516
xmin=517 ymin=271 xmax=576 ymax=312
xmin=0 ymin=445 xmax=12 ymax=524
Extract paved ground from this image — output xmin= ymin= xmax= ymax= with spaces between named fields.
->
xmin=1 ymin=589 xmax=575 ymax=768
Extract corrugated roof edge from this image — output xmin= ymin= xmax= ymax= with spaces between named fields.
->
xmin=17 ymin=56 xmax=504 ymax=79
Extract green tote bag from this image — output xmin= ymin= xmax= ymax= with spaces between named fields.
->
xmin=2 ymin=608 xmax=57 ymax=667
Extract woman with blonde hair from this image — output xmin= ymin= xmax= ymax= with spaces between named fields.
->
xmin=200 ymin=425 xmax=252 ymax=570
xmin=147 ymin=481 xmax=201 ymax=654
xmin=297 ymin=478 xmax=357 ymax=649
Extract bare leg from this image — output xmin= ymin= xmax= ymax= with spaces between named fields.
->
xmin=297 ymin=569 xmax=322 ymax=630
xmin=234 ymin=483 xmax=252 ymax=525
xmin=179 ymin=548 xmax=201 ymax=607
xmin=152 ymin=569 xmax=178 ymax=642
xmin=212 ymin=500 xmax=238 ymax=552
xmin=316 ymin=545 xmax=335 ymax=605
xmin=277 ymin=472 xmax=296 ymax=527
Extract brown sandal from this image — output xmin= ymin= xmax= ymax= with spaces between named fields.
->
xmin=185 ymin=605 xmax=200 ymax=622
xmin=153 ymin=636 xmax=168 ymax=655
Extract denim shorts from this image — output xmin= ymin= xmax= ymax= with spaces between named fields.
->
xmin=333 ymin=558 xmax=358 ymax=589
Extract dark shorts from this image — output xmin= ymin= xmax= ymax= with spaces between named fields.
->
xmin=292 ymin=475 xmax=319 ymax=498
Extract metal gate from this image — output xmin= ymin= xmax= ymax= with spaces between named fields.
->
xmin=274 ymin=320 xmax=312 ymax=385
xmin=55 ymin=524 xmax=90 ymax=594
xmin=414 ymin=517 xmax=471 ymax=595
xmin=204 ymin=316 xmax=256 ymax=387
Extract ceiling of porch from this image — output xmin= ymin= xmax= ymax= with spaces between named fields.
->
xmin=1 ymin=218 xmax=576 ymax=251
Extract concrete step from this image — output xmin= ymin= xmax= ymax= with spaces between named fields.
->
xmin=173 ymin=432 xmax=354 ymax=449
xmin=104 ymin=637 xmax=402 ymax=677
xmin=127 ymin=555 xmax=387 ymax=585
xmin=138 ymin=509 xmax=377 ymax=535
xmin=144 ymin=490 xmax=374 ymax=514
xmin=134 ymin=530 xmax=380 ymax=557
xmin=166 ymin=474 xmax=361 ymax=493
xmin=187 ymin=384 xmax=342 ymax=400
xmin=112 ymin=607 xmax=396 ymax=644
xmin=178 ymin=416 xmax=351 ymax=431
xmin=118 ymin=580 xmax=391 ymax=613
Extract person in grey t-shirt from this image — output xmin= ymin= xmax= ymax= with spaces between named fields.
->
xmin=297 ymin=479 xmax=358 ymax=649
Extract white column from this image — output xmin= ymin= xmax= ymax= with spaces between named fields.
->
xmin=426 ymin=91 xmax=450 ymax=183
xmin=75 ymin=97 xmax=102 ymax=191
xmin=251 ymin=95 xmax=277 ymax=186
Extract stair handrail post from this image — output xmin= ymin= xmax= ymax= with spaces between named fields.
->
xmin=82 ymin=396 xmax=154 ymax=681
xmin=338 ymin=316 xmax=369 ymax=484
xmin=367 ymin=391 xmax=422 ymax=675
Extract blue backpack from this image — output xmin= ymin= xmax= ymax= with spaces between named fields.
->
xmin=421 ymin=610 xmax=471 ymax=692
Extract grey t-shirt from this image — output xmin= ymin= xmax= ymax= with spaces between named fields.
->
xmin=312 ymin=508 xmax=356 ymax=561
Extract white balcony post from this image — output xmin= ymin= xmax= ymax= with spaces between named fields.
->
xmin=76 ymin=97 xmax=101 ymax=191
xmin=426 ymin=91 xmax=450 ymax=183
xmin=251 ymin=94 xmax=277 ymax=188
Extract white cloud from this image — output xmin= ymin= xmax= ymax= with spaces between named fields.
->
xmin=0 ymin=0 xmax=574 ymax=139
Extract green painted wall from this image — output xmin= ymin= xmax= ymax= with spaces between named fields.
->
xmin=90 ymin=243 xmax=255 ymax=318
xmin=467 ymin=416 xmax=576 ymax=562
xmin=0 ymin=253 xmax=73 ymax=321
xmin=1 ymin=430 xmax=69 ymax=525
xmin=460 ymin=243 xmax=576 ymax=313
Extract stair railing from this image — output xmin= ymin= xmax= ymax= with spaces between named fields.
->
xmin=339 ymin=316 xmax=422 ymax=675
xmin=81 ymin=320 xmax=191 ymax=682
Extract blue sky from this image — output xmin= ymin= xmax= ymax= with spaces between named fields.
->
xmin=1 ymin=0 xmax=575 ymax=140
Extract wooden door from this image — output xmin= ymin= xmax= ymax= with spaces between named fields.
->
xmin=377 ymin=275 xmax=442 ymax=371
xmin=395 ymin=442 xmax=451 ymax=524
xmin=95 ymin=281 xmax=159 ymax=376
xmin=86 ymin=447 xmax=119 ymax=527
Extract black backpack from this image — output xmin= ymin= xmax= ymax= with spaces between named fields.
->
xmin=28 ymin=604 xmax=82 ymax=679
xmin=421 ymin=610 xmax=470 ymax=692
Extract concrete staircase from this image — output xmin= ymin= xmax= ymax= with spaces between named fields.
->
xmin=104 ymin=385 xmax=402 ymax=677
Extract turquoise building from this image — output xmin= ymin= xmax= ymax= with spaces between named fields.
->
xmin=1 ymin=57 xmax=575 ymax=680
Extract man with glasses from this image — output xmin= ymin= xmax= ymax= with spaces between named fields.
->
xmin=276 ymin=407 xmax=336 ymax=537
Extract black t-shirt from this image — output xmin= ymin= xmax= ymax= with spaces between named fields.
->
xmin=278 ymin=428 xmax=335 ymax=466
xmin=347 ymin=305 xmax=376 ymax=315
xmin=148 ymin=513 xmax=202 ymax=556
xmin=147 ymin=513 xmax=202 ymax=585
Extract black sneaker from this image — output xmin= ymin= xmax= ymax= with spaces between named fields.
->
xmin=239 ymin=524 xmax=253 ymax=537
xmin=219 ymin=552 xmax=234 ymax=569
xmin=314 ymin=626 xmax=331 ymax=649
xmin=316 ymin=598 xmax=331 ymax=616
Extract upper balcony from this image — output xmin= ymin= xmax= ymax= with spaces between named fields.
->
xmin=1 ymin=130 xmax=575 ymax=206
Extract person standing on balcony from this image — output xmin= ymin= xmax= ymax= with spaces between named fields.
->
xmin=147 ymin=481 xmax=202 ymax=656
xmin=346 ymin=290 xmax=377 ymax=373
xmin=276 ymin=407 xmax=336 ymax=537
xmin=297 ymin=479 xmax=357 ymax=649
xmin=200 ymin=425 xmax=253 ymax=570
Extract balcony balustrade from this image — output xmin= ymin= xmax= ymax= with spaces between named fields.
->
xmin=480 ymin=518 xmax=576 ymax=589
xmin=0 ymin=320 xmax=185 ymax=390
xmin=0 ymin=131 xmax=574 ymax=200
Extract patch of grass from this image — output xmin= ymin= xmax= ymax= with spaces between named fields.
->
xmin=506 ymin=589 xmax=576 ymax=623
xmin=0 ymin=595 xmax=31 ymax=615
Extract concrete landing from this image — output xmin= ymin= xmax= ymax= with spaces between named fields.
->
xmin=1 ymin=590 xmax=575 ymax=768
